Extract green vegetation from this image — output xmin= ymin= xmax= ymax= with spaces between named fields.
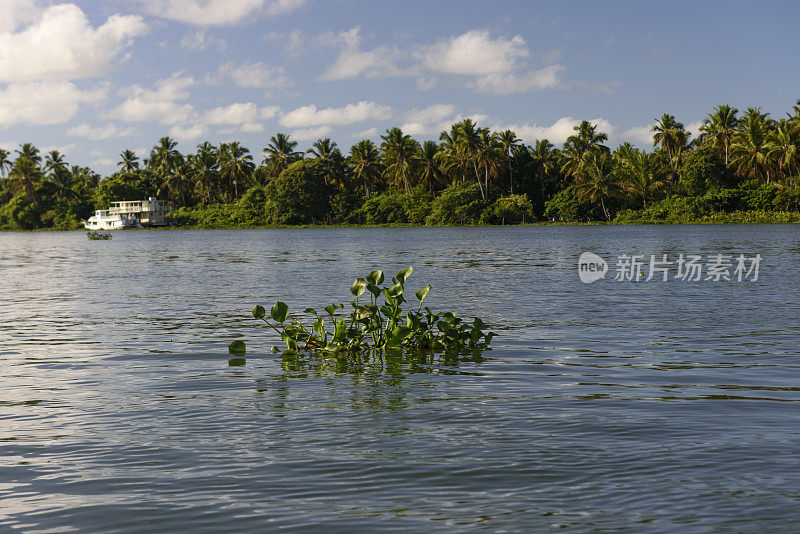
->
xmin=87 ymin=230 xmax=112 ymax=240
xmin=3 ymin=101 xmax=800 ymax=229
xmin=241 ymin=266 xmax=493 ymax=365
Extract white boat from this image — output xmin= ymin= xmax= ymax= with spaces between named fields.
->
xmin=83 ymin=197 xmax=171 ymax=230
xmin=83 ymin=210 xmax=140 ymax=230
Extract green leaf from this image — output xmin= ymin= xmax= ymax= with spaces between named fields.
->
xmin=324 ymin=304 xmax=337 ymax=317
xmin=366 ymin=283 xmax=381 ymax=297
xmin=333 ymin=318 xmax=347 ymax=342
xmin=395 ymin=266 xmax=413 ymax=284
xmin=366 ymin=269 xmax=384 ymax=286
xmin=228 ymin=340 xmax=247 ymax=354
xmin=387 ymin=282 xmax=404 ymax=298
xmin=350 ymin=278 xmax=366 ymax=297
xmin=304 ymin=307 xmax=318 ymax=315
xmin=270 ymin=346 xmax=280 ymax=353
xmin=271 ymin=301 xmax=289 ymax=323
xmin=415 ymin=284 xmax=431 ymax=302
xmin=313 ymin=316 xmax=324 ymax=336
xmin=252 ymin=305 xmax=266 ymax=319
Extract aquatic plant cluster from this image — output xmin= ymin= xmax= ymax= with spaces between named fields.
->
xmin=86 ymin=230 xmax=112 ymax=240
xmin=233 ymin=267 xmax=494 ymax=361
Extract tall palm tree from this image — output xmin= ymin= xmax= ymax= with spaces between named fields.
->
xmin=476 ymin=128 xmax=503 ymax=195
xmin=438 ymin=124 xmax=471 ymax=186
xmin=44 ymin=151 xmax=74 ymax=200
xmin=700 ymin=105 xmax=739 ymax=166
xmin=614 ymin=148 xmax=665 ymax=207
xmin=731 ymin=108 xmax=773 ymax=183
xmin=561 ymin=120 xmax=609 ymax=181
xmin=150 ymin=136 xmax=181 ymax=177
xmin=416 ymin=140 xmax=446 ymax=193
xmin=498 ymin=129 xmax=520 ymax=193
xmin=262 ymin=133 xmax=303 ymax=176
xmin=9 ymin=155 xmax=42 ymax=204
xmin=218 ymin=141 xmax=255 ymax=201
xmin=380 ymin=127 xmax=419 ymax=193
xmin=0 ymin=148 xmax=10 ymax=191
xmin=529 ymin=139 xmax=559 ymax=205
xmin=188 ymin=142 xmax=220 ymax=204
xmin=766 ymin=119 xmax=799 ymax=181
xmin=575 ymin=152 xmax=620 ymax=221
xmin=651 ymin=113 xmax=689 ymax=178
xmin=348 ymin=139 xmax=382 ymax=198
xmin=118 ymin=149 xmax=140 ymax=172
xmin=453 ymin=119 xmax=487 ymax=198
xmin=306 ymin=137 xmax=339 ymax=161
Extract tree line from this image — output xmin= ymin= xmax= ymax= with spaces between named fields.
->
xmin=2 ymin=100 xmax=800 ymax=229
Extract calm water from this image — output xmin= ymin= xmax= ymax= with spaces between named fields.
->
xmin=2 ymin=225 xmax=800 ymax=532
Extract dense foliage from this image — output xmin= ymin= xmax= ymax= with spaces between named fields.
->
xmin=3 ymin=101 xmax=800 ymax=229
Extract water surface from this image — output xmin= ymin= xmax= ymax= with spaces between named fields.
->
xmin=2 ymin=226 xmax=799 ymax=532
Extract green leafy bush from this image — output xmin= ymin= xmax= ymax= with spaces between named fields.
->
xmin=250 ymin=266 xmax=494 ymax=357
xmin=425 ymin=183 xmax=487 ymax=225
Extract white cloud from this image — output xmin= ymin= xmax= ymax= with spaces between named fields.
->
xmin=417 ymin=30 xmax=528 ymax=76
xmin=140 ymin=0 xmax=307 ymax=26
xmin=280 ymin=101 xmax=392 ymax=128
xmin=319 ymin=27 xmax=402 ymax=81
xmin=469 ymin=65 xmax=565 ymax=94
xmin=401 ymin=104 xmax=458 ymax=136
xmin=352 ymin=127 xmax=378 ymax=139
xmin=619 ymin=125 xmax=654 ymax=145
xmin=169 ymin=123 xmax=208 ymax=141
xmin=290 ymin=126 xmax=332 ymax=141
xmin=113 ymin=74 xmax=196 ymax=125
xmin=318 ymin=27 xmax=565 ymax=94
xmin=0 ymin=82 xmax=106 ymax=126
xmin=67 ymin=123 xmax=137 ymax=140
xmin=494 ymin=117 xmax=614 ymax=145
xmin=218 ymin=61 xmax=290 ymax=94
xmin=92 ymin=158 xmax=115 ymax=166
xmin=203 ymin=102 xmax=280 ymax=133
xmin=686 ymin=121 xmax=703 ymax=141
xmin=180 ymin=30 xmax=226 ymax=51
xmin=0 ymin=3 xmax=146 ymax=83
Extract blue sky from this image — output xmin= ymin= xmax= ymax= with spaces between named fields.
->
xmin=1 ymin=0 xmax=798 ymax=174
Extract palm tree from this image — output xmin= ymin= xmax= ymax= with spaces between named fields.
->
xmin=453 ymin=119 xmax=487 ymax=198
xmin=561 ymin=120 xmax=609 ymax=181
xmin=9 ymin=155 xmax=42 ymax=204
xmin=529 ymin=139 xmax=559 ymax=205
xmin=614 ymin=148 xmax=665 ymax=207
xmin=263 ymin=133 xmax=303 ymax=176
xmin=498 ymin=129 xmax=520 ymax=193
xmin=416 ymin=141 xmax=446 ymax=193
xmin=306 ymin=137 xmax=339 ymax=161
xmin=651 ymin=113 xmax=689 ymax=178
xmin=575 ymin=152 xmax=620 ymax=221
xmin=44 ymin=151 xmax=74 ymax=200
xmin=0 ymin=148 xmax=10 ymax=191
xmin=118 ymin=149 xmax=140 ymax=172
xmin=731 ymin=108 xmax=773 ymax=183
xmin=438 ymin=125 xmax=471 ymax=186
xmin=476 ymin=128 xmax=503 ymax=195
xmin=700 ymin=105 xmax=739 ymax=166
xmin=348 ymin=139 xmax=382 ymax=198
xmin=150 ymin=136 xmax=181 ymax=177
xmin=381 ymin=127 xmax=419 ymax=193
xmin=218 ymin=141 xmax=255 ymax=201
xmin=187 ymin=142 xmax=220 ymax=203
xmin=766 ymin=119 xmax=799 ymax=181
